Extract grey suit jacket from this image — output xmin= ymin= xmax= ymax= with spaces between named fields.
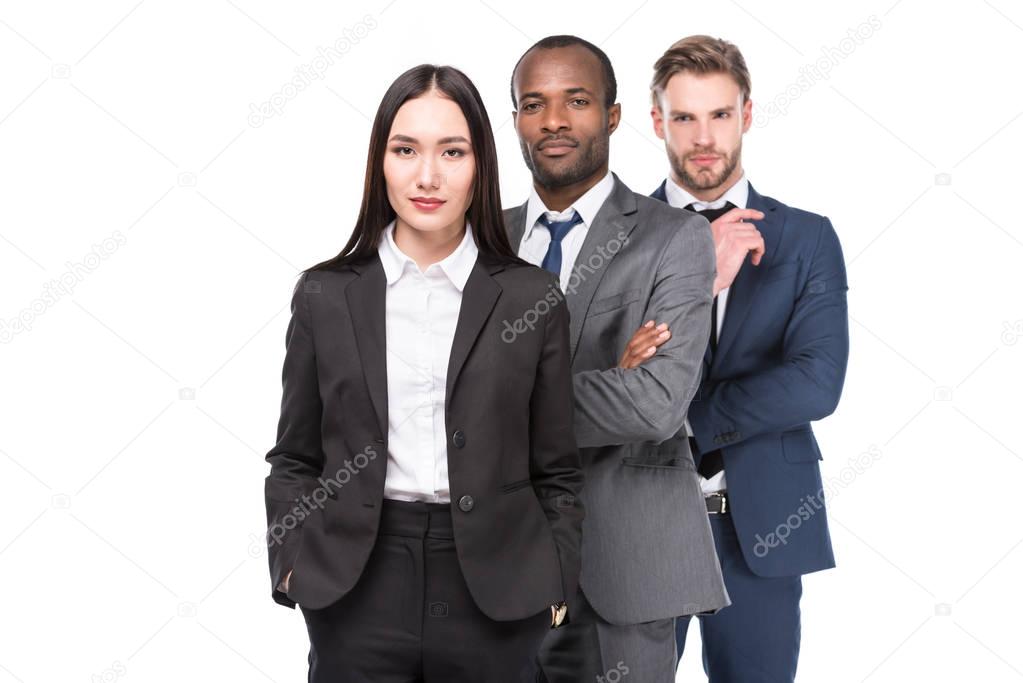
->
xmin=504 ymin=173 xmax=729 ymax=624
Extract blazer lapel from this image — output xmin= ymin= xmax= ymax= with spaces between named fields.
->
xmin=651 ymin=179 xmax=668 ymax=203
xmin=563 ymin=174 xmax=638 ymax=361
xmin=506 ymin=174 xmax=637 ymax=361
xmin=505 ymin=202 xmax=528 ymax=255
xmin=446 ymin=256 xmax=504 ymax=403
xmin=345 ymin=255 xmax=389 ymax=440
xmin=712 ymin=183 xmax=783 ymax=370
xmin=345 ymin=250 xmax=508 ymax=438
xmin=649 ymin=178 xmax=712 ymax=373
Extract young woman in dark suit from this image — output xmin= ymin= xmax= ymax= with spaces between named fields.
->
xmin=263 ymin=64 xmax=584 ymax=682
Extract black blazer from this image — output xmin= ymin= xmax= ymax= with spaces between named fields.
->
xmin=264 ymin=249 xmax=584 ymax=621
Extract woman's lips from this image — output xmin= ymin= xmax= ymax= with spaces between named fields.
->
xmin=410 ymin=198 xmax=446 ymax=212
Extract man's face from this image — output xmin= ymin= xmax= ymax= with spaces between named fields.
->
xmin=512 ymin=45 xmax=620 ymax=189
xmin=651 ymin=71 xmax=751 ymax=193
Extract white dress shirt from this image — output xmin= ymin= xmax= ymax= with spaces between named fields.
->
xmin=664 ymin=172 xmax=750 ymax=495
xmin=377 ymin=220 xmax=478 ymax=503
xmin=516 ymin=171 xmax=615 ymax=287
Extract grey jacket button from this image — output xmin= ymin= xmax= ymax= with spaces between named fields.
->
xmin=458 ymin=495 xmax=475 ymax=512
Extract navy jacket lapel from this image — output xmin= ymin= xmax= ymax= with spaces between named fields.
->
xmin=648 ymin=180 xmax=783 ymax=376
xmin=711 ymin=183 xmax=782 ymax=370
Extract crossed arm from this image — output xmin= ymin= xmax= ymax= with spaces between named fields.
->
xmin=571 ymin=221 xmax=717 ymax=448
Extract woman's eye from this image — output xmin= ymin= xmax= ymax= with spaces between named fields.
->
xmin=443 ymin=149 xmax=466 ymax=158
xmin=393 ymin=146 xmax=415 ymax=156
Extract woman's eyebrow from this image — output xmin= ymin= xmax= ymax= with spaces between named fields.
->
xmin=388 ymin=134 xmax=470 ymax=145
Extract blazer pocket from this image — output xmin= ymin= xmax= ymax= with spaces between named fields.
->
xmin=589 ymin=288 xmax=642 ymax=316
xmin=621 ymin=455 xmax=692 ymax=470
xmin=781 ymin=427 xmax=822 ymax=463
xmin=499 ymin=478 xmax=533 ymax=494
xmin=762 ymin=260 xmax=800 ymax=283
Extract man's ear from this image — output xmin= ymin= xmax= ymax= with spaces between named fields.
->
xmin=741 ymin=97 xmax=753 ymax=134
xmin=607 ymin=102 xmax=622 ymax=134
xmin=651 ymin=103 xmax=666 ymax=140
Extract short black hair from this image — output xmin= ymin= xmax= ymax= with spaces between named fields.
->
xmin=509 ymin=35 xmax=617 ymax=109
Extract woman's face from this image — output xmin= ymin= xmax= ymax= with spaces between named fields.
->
xmin=384 ymin=91 xmax=475 ymax=236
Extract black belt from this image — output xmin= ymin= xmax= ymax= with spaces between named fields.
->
xmin=379 ymin=498 xmax=454 ymax=539
xmin=704 ymin=492 xmax=728 ymax=515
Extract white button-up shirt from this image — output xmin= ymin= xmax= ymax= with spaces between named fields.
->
xmin=664 ymin=172 xmax=750 ymax=495
xmin=377 ymin=220 xmax=478 ymax=503
xmin=516 ymin=171 xmax=615 ymax=287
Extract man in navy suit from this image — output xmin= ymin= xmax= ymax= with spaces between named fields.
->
xmin=645 ymin=35 xmax=850 ymax=681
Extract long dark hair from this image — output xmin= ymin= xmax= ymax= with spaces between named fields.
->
xmin=307 ymin=64 xmax=523 ymax=272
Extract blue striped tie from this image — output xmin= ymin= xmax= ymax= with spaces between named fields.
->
xmin=538 ymin=212 xmax=584 ymax=276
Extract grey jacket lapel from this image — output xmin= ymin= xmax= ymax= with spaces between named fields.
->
xmin=564 ymin=175 xmax=638 ymax=360
xmin=505 ymin=174 xmax=639 ymax=362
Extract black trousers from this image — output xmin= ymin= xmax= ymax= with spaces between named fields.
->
xmin=300 ymin=499 xmax=551 ymax=682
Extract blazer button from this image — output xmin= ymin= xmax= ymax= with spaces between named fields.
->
xmin=458 ymin=495 xmax=474 ymax=512
xmin=452 ymin=430 xmax=466 ymax=449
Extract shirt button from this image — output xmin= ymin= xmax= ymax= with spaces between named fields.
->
xmin=458 ymin=495 xmax=474 ymax=512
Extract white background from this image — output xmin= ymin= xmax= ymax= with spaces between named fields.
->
xmin=1 ymin=1 xmax=1021 ymax=681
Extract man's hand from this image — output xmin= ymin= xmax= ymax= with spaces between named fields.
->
xmin=710 ymin=208 xmax=766 ymax=295
xmin=619 ymin=320 xmax=671 ymax=369
xmin=280 ymin=568 xmax=293 ymax=593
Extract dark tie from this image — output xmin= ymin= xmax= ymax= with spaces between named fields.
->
xmin=538 ymin=212 xmax=584 ymax=275
xmin=685 ymin=201 xmax=735 ymax=479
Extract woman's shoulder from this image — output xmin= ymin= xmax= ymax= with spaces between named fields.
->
xmin=489 ymin=255 xmax=557 ymax=287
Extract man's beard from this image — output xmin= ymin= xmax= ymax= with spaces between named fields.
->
xmin=520 ymin=132 xmax=609 ymax=189
xmin=669 ymin=141 xmax=741 ymax=192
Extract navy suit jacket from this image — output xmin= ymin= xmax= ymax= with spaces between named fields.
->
xmin=652 ymin=180 xmax=849 ymax=577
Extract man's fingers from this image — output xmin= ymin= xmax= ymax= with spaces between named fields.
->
xmin=627 ymin=326 xmax=669 ymax=353
xmin=721 ymin=208 xmax=765 ymax=223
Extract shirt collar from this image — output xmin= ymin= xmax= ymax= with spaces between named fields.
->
xmin=378 ymin=219 xmax=478 ymax=291
xmin=524 ymin=170 xmax=615 ymax=238
xmin=665 ymin=172 xmax=749 ymax=211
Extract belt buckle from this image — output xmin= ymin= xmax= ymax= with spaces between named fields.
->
xmin=707 ymin=492 xmax=727 ymax=515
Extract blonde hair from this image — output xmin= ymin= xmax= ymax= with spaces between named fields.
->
xmin=650 ymin=35 xmax=751 ymax=108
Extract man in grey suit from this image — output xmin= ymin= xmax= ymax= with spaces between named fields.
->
xmin=504 ymin=35 xmax=730 ymax=682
